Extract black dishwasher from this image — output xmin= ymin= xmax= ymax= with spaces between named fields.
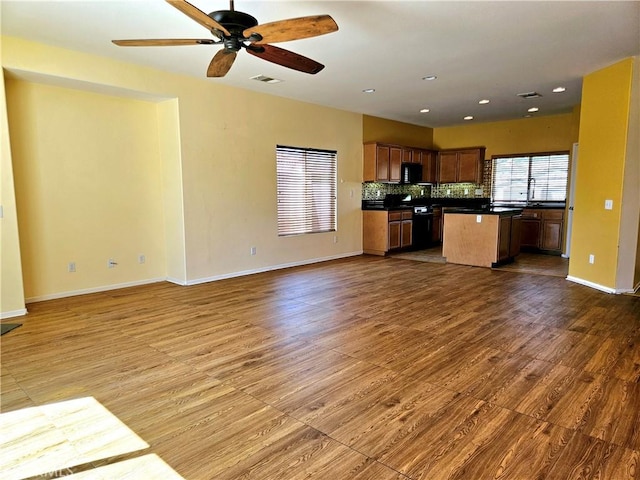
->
xmin=412 ymin=206 xmax=434 ymax=249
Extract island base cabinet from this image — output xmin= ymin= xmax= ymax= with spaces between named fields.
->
xmin=443 ymin=212 xmax=521 ymax=268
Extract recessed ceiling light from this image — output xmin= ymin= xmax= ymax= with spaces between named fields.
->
xmin=552 ymin=87 xmax=566 ymax=93
xmin=362 ymin=88 xmax=375 ymax=93
xmin=528 ymin=107 xmax=539 ymax=113
xmin=478 ymin=99 xmax=490 ymax=105
xmin=422 ymin=75 xmax=437 ymax=81
xmin=524 ymin=114 xmax=533 ymax=118
xmin=464 ymin=116 xmax=474 ymax=121
xmin=419 ymin=108 xmax=430 ymax=113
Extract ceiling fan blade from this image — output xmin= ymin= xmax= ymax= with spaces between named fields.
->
xmin=207 ymin=50 xmax=237 ymax=77
xmin=246 ymin=44 xmax=324 ymax=74
xmin=244 ymin=15 xmax=338 ymax=44
xmin=113 ymin=39 xmax=216 ymax=47
xmin=166 ymin=0 xmax=231 ymax=37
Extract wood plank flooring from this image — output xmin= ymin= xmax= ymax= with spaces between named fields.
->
xmin=1 ymin=255 xmax=639 ymax=479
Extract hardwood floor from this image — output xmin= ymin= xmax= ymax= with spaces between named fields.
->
xmin=2 ymin=255 xmax=639 ymax=479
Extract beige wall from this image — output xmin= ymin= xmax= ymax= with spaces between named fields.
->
xmin=433 ymin=113 xmax=578 ymax=159
xmin=1 ymin=45 xmax=26 ymax=317
xmin=6 ymin=79 xmax=168 ymax=300
xmin=1 ymin=36 xmax=363 ymax=310
xmin=363 ymin=115 xmax=433 ymax=148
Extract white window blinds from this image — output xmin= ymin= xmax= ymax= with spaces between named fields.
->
xmin=276 ymin=145 xmax=337 ymax=236
xmin=491 ymin=152 xmax=569 ymax=203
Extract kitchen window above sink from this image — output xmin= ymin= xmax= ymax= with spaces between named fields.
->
xmin=490 ymin=151 xmax=570 ymax=204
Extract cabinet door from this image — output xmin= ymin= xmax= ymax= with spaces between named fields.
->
xmin=520 ymin=219 xmax=541 ymax=248
xmin=411 ymin=149 xmax=423 ymax=164
xmin=401 ymin=220 xmax=413 ymax=248
xmin=509 ymin=215 xmax=522 ymax=257
xmin=541 ymin=220 xmax=563 ymax=251
xmin=422 ymin=150 xmax=438 ymax=183
xmin=375 ymin=145 xmax=390 ymax=181
xmin=388 ymin=221 xmax=401 ymax=250
xmin=438 ymin=152 xmax=458 ymax=183
xmin=432 ymin=211 xmax=443 ymax=243
xmin=389 ymin=147 xmax=402 ymax=182
xmin=498 ymin=216 xmax=512 ymax=261
xmin=402 ymin=148 xmax=413 ymax=164
xmin=457 ymin=150 xmax=482 ymax=183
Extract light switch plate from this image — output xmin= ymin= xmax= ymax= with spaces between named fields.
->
xmin=605 ymin=199 xmax=613 ymax=210
xmin=476 ymin=215 xmax=482 ymax=223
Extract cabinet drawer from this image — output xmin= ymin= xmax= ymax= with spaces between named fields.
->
xmin=521 ymin=209 xmax=543 ymax=219
xmin=388 ymin=211 xmax=403 ymax=221
xmin=542 ymin=209 xmax=564 ymax=220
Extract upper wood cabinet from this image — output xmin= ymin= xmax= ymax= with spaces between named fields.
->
xmin=364 ymin=142 xmax=438 ymax=183
xmin=364 ymin=143 xmax=402 ymax=182
xmin=437 ymin=147 xmax=485 ymax=183
xmin=419 ymin=150 xmax=438 ymax=183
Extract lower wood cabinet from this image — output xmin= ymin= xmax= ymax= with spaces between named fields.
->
xmin=520 ymin=208 xmax=564 ymax=254
xmin=432 ymin=207 xmax=443 ymax=243
xmin=363 ymin=209 xmax=412 ymax=255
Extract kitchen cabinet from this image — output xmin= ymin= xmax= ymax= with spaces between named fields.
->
xmin=520 ymin=208 xmax=564 ymax=254
xmin=363 ymin=142 xmax=402 ymax=182
xmin=420 ymin=150 xmax=438 ymax=183
xmin=364 ymin=142 xmax=437 ymax=183
xmin=432 ymin=207 xmax=443 ymax=243
xmin=437 ymin=147 xmax=485 ymax=183
xmin=363 ymin=209 xmax=412 ymax=255
xmin=443 ymin=209 xmax=522 ymax=267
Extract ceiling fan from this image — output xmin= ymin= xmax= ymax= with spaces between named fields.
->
xmin=112 ymin=0 xmax=339 ymax=77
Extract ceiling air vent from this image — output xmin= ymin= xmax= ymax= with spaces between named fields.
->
xmin=250 ymin=75 xmax=282 ymax=84
xmin=517 ymin=91 xmax=542 ymax=99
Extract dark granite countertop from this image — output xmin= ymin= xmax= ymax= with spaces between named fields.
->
xmin=444 ymin=207 xmax=523 ymax=216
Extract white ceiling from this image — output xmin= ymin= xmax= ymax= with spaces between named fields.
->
xmin=2 ymin=1 xmax=639 ymax=128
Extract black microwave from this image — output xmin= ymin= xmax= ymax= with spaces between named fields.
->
xmin=401 ymin=163 xmax=423 ymax=184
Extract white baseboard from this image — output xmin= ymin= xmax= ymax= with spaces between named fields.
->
xmin=21 ymin=252 xmax=364 ymax=303
xmin=24 ymin=277 xmax=167 ymax=304
xmin=186 ymin=251 xmax=363 ymax=286
xmin=566 ymin=275 xmax=618 ymax=294
xmin=1 ymin=308 xmax=28 ymax=319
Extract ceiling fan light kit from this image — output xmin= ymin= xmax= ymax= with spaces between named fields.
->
xmin=112 ymin=0 xmax=338 ymax=78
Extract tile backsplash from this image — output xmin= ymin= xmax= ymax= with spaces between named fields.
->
xmin=362 ymin=160 xmax=493 ymax=200
xmin=362 ymin=183 xmax=429 ymax=200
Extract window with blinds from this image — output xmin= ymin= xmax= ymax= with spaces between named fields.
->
xmin=491 ymin=151 xmax=569 ymax=203
xmin=276 ymin=145 xmax=337 ymax=236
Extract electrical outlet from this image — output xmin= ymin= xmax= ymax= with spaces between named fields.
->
xmin=446 ymin=189 xmax=451 ymax=196
xmin=589 ymin=254 xmax=595 ymax=264
xmin=68 ymin=262 xmax=76 ymax=273
xmin=333 ymin=235 xmax=338 ymax=244
xmin=476 ymin=215 xmax=482 ymax=223
xmin=464 ymin=188 xmax=469 ymax=195
xmin=250 ymin=246 xmax=257 ymax=256
xmin=605 ymin=199 xmax=613 ymax=210
xmin=138 ymin=254 xmax=145 ymax=264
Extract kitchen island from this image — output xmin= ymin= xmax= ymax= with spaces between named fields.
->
xmin=442 ymin=207 xmax=523 ymax=268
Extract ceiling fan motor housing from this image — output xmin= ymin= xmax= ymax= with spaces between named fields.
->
xmin=209 ymin=10 xmax=258 ymax=36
